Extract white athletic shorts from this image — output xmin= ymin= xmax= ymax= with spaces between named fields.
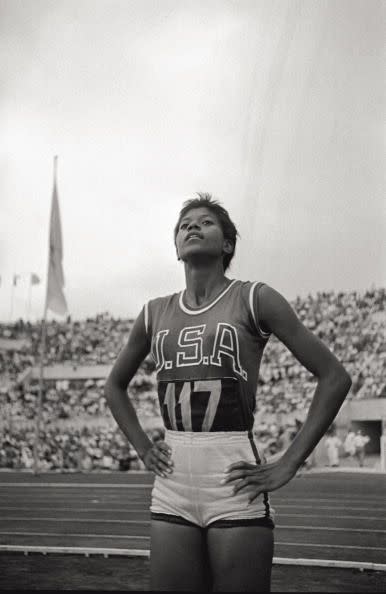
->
xmin=150 ymin=430 xmax=275 ymax=529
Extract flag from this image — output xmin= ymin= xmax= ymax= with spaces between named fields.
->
xmin=46 ymin=158 xmax=68 ymax=315
xmin=31 ymin=273 xmax=40 ymax=286
xmin=13 ymin=274 xmax=20 ymax=286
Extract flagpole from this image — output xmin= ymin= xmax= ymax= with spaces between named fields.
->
xmin=9 ymin=277 xmax=15 ymax=322
xmin=27 ymin=278 xmax=32 ymax=321
xmin=33 ymin=156 xmax=58 ymax=474
xmin=33 ymin=292 xmax=48 ymax=474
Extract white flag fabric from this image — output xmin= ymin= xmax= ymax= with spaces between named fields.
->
xmin=46 ymin=164 xmax=68 ymax=315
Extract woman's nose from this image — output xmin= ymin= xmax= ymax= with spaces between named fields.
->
xmin=187 ymin=221 xmax=200 ymax=231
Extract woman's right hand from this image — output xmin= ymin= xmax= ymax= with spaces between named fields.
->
xmin=142 ymin=441 xmax=174 ymax=477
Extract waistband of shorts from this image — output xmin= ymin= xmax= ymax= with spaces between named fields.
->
xmin=164 ymin=429 xmax=250 ymax=446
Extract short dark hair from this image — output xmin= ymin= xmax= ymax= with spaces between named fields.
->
xmin=174 ymin=193 xmax=239 ymax=272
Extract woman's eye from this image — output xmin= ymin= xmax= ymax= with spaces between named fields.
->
xmin=180 ymin=223 xmax=188 ymax=230
xmin=202 ymin=220 xmax=212 ymax=225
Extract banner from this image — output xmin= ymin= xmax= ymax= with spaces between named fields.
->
xmin=46 ymin=158 xmax=68 ymax=315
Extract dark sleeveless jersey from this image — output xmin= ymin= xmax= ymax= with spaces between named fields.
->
xmin=143 ymin=280 xmax=271 ymax=432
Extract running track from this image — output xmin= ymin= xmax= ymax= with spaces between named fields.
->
xmin=0 ymin=470 xmax=385 ymax=569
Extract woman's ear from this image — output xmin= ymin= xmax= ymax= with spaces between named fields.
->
xmin=223 ymin=239 xmax=233 ymax=255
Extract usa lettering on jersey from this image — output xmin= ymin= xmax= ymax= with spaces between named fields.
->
xmin=152 ymin=323 xmax=248 ymax=380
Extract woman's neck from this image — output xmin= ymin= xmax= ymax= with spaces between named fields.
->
xmin=183 ymin=264 xmax=230 ymax=307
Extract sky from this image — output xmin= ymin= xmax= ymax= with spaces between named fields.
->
xmin=0 ymin=0 xmax=385 ymax=322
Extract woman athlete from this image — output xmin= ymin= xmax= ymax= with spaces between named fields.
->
xmin=105 ymin=194 xmax=352 ymax=592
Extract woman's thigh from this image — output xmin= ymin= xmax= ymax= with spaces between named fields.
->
xmin=150 ymin=519 xmax=210 ymax=591
xmin=207 ymin=525 xmax=274 ymax=592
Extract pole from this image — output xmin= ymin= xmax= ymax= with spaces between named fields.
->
xmin=9 ymin=278 xmax=15 ymax=322
xmin=27 ymin=278 xmax=32 ymax=321
xmin=33 ymin=156 xmax=57 ymax=474
xmin=33 ymin=300 xmax=48 ymax=474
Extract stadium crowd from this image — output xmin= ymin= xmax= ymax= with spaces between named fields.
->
xmin=0 ymin=288 xmax=385 ymax=470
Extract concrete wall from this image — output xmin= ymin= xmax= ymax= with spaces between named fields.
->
xmin=335 ymin=398 xmax=386 ymax=425
xmin=310 ymin=398 xmax=386 ymax=464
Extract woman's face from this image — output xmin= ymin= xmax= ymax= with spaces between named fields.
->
xmin=175 ymin=206 xmax=232 ymax=266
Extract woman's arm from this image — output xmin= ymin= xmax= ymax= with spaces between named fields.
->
xmin=224 ymin=285 xmax=352 ymax=499
xmin=104 ymin=309 xmax=173 ymax=477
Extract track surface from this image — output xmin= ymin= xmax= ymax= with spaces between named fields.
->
xmin=1 ymin=553 xmax=386 ymax=592
xmin=0 ymin=470 xmax=385 ymax=567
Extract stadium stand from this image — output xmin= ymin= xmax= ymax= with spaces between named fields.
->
xmin=0 ymin=288 xmax=385 ymax=470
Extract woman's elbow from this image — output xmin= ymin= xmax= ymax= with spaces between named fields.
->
xmin=104 ymin=373 xmax=128 ymax=402
xmin=319 ymin=361 xmax=351 ymax=392
xmin=104 ymin=375 xmax=119 ymax=403
xmin=104 ymin=377 xmax=113 ymax=403
xmin=333 ymin=365 xmax=352 ymax=394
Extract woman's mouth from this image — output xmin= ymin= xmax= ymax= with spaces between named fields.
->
xmin=185 ymin=233 xmax=203 ymax=242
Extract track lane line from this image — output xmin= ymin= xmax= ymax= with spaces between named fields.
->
xmin=1 ymin=507 xmax=386 ymax=522
xmin=1 ymin=501 xmax=385 ymax=514
xmin=0 ymin=483 xmax=152 ymax=488
xmin=0 ymin=531 xmax=149 ymax=539
xmin=0 ymin=544 xmax=385 ymax=572
xmin=2 ymin=522 xmax=386 ymax=534
xmin=1 ymin=517 xmax=149 ymax=524
xmin=1 ymin=484 xmax=385 ymax=504
xmin=0 ymin=535 xmax=385 ymax=552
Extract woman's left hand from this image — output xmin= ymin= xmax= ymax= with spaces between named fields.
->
xmin=221 ymin=458 xmax=298 ymax=503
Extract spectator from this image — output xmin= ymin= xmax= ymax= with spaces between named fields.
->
xmin=343 ymin=428 xmax=356 ymax=461
xmin=325 ymin=427 xmax=342 ymax=467
xmin=353 ymin=429 xmax=370 ymax=467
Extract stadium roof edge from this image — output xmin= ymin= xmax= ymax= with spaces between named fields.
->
xmin=18 ymin=364 xmax=112 ymax=382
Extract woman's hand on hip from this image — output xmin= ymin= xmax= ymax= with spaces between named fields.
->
xmin=221 ymin=458 xmax=298 ymax=502
xmin=142 ymin=441 xmax=174 ymax=478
